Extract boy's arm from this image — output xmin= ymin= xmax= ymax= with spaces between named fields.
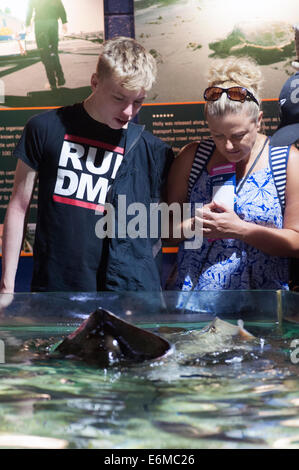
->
xmin=0 ymin=160 xmax=37 ymax=293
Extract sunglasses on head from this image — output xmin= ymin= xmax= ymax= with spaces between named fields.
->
xmin=204 ymin=86 xmax=259 ymax=107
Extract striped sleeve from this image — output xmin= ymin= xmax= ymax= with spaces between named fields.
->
xmin=187 ymin=139 xmax=215 ymax=199
xmin=269 ymin=145 xmax=290 ymax=211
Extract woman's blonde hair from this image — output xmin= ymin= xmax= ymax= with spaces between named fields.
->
xmin=205 ymin=56 xmax=263 ymax=121
xmin=96 ymin=36 xmax=157 ymax=91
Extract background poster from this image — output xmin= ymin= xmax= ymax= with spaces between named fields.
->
xmin=135 ymin=0 xmax=297 ymax=103
xmin=136 ymin=0 xmax=298 ymax=153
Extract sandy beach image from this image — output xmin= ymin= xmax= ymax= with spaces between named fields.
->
xmin=135 ymin=0 xmax=298 ymax=103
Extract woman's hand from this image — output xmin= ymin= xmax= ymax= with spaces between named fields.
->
xmin=195 ymin=200 xmax=247 ymax=239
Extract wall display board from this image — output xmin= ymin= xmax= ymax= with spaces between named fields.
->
xmin=140 ymin=100 xmax=282 ymax=155
xmin=0 ymin=0 xmax=104 ymax=254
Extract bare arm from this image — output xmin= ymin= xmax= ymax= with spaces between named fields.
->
xmin=165 ymin=142 xmax=198 ymax=244
xmin=197 ymin=145 xmax=299 ymax=257
xmin=0 ymin=160 xmax=37 ymax=293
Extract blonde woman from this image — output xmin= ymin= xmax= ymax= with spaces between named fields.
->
xmin=167 ymin=56 xmax=299 ymax=290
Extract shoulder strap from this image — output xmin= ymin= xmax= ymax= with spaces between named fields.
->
xmin=187 ymin=139 xmax=215 ymax=199
xmin=187 ymin=142 xmax=290 ymax=211
xmin=269 ymin=145 xmax=290 ymax=213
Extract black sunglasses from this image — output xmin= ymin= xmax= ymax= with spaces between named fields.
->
xmin=204 ymin=86 xmax=259 ymax=107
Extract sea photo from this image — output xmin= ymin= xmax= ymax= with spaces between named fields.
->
xmin=135 ymin=0 xmax=298 ymax=103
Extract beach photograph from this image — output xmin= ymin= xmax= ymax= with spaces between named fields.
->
xmin=0 ymin=0 xmax=104 ymax=108
xmin=135 ymin=0 xmax=298 ymax=103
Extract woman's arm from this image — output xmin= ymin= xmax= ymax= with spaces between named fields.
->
xmin=0 ymin=160 xmax=37 ymax=293
xmin=165 ymin=142 xmax=199 ymax=244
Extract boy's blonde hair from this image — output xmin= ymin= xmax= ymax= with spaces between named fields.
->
xmin=205 ymin=56 xmax=263 ymax=121
xmin=96 ymin=36 xmax=157 ymax=91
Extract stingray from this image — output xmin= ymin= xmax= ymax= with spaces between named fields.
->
xmin=52 ymin=307 xmax=172 ymax=367
xmin=163 ymin=316 xmax=257 ymax=368
xmin=51 ymin=308 xmax=255 ymax=368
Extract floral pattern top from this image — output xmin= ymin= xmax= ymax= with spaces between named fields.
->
xmin=175 ymin=163 xmax=289 ymax=292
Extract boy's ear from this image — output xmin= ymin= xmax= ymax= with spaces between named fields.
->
xmin=91 ymin=73 xmax=99 ymax=91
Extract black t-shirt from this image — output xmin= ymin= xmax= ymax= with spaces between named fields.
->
xmin=15 ymin=103 xmax=127 ymax=291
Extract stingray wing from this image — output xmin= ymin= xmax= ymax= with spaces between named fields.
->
xmin=54 ymin=308 xmax=171 ymax=366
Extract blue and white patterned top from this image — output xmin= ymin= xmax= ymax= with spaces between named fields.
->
xmin=175 ymin=163 xmax=289 ymax=292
